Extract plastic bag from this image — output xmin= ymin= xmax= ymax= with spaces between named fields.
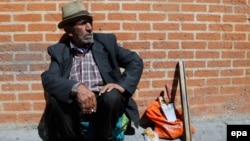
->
xmin=144 ymin=127 xmax=159 ymax=141
xmin=145 ymin=98 xmax=196 ymax=139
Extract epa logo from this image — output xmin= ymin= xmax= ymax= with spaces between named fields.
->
xmin=231 ymin=131 xmax=247 ymax=138
xmin=227 ymin=125 xmax=250 ymax=141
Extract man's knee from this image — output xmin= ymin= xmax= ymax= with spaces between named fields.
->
xmin=98 ymin=89 xmax=124 ymax=109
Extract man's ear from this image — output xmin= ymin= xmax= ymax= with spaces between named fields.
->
xmin=68 ymin=33 xmax=73 ymax=37
xmin=64 ymin=27 xmax=73 ymax=37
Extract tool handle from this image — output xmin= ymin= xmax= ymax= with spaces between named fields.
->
xmin=165 ymin=84 xmax=172 ymax=101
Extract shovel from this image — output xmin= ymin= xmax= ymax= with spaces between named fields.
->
xmin=158 ymin=84 xmax=177 ymax=122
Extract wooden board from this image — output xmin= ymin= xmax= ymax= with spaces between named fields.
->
xmin=179 ymin=60 xmax=192 ymax=141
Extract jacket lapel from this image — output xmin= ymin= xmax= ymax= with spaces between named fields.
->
xmin=92 ymin=40 xmax=114 ymax=83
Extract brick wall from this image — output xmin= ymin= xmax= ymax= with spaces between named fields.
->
xmin=0 ymin=0 xmax=250 ymax=124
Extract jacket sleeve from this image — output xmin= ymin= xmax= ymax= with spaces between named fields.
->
xmin=116 ymin=43 xmax=143 ymax=96
xmin=97 ymin=33 xmax=143 ymax=96
xmin=41 ymin=44 xmax=77 ymax=102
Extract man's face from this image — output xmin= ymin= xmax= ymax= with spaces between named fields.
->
xmin=68 ymin=17 xmax=93 ymax=47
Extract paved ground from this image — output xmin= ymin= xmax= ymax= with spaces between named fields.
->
xmin=0 ymin=119 xmax=250 ymax=141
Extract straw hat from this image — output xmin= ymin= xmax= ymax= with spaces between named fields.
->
xmin=58 ymin=0 xmax=92 ymax=28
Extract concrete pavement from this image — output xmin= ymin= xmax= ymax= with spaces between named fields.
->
xmin=1 ymin=119 xmax=250 ymax=141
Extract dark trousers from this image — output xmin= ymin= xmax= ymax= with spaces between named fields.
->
xmin=39 ymin=89 xmax=126 ymax=141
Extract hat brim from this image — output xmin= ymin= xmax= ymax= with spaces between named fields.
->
xmin=58 ymin=14 xmax=93 ymax=28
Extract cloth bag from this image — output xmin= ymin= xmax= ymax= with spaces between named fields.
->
xmin=80 ymin=113 xmax=129 ymax=141
xmin=145 ymin=99 xmax=196 ymax=139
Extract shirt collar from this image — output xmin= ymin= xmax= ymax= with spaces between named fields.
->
xmin=70 ymin=42 xmax=93 ymax=54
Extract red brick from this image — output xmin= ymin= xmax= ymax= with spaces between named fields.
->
xmin=196 ymin=33 xmax=221 ymax=40
xmin=187 ymin=79 xmax=205 ymax=87
xmin=207 ymin=60 xmax=231 ymax=67
xmin=153 ymin=23 xmax=179 ymax=31
xmin=153 ymin=4 xmax=180 ymax=12
xmin=235 ymin=24 xmax=250 ymax=32
xmin=14 ymin=34 xmax=43 ymax=42
xmin=33 ymin=102 xmax=46 ymax=111
xmin=208 ymin=42 xmax=233 ymax=49
xmin=14 ymin=14 xmax=42 ymax=22
xmin=194 ymin=70 xmax=219 ymax=77
xmin=0 ymin=114 xmax=17 ymax=123
xmin=115 ymin=33 xmax=136 ymax=40
xmin=44 ymin=13 xmax=61 ymax=22
xmin=0 ymin=75 xmax=14 ymax=82
xmin=139 ymin=33 xmax=166 ymax=40
xmin=168 ymin=33 xmax=194 ymax=40
xmin=152 ymin=61 xmax=177 ymax=69
xmin=123 ymin=23 xmax=150 ymax=31
xmin=233 ymin=60 xmax=250 ymax=67
xmin=108 ymin=13 xmax=136 ymax=21
xmin=94 ymin=22 xmax=120 ymax=31
xmin=92 ymin=3 xmax=119 ymax=11
xmin=123 ymin=42 xmax=150 ymax=50
xmin=15 ymin=53 xmax=43 ymax=61
xmin=0 ymin=53 xmax=12 ymax=62
xmin=182 ymin=4 xmax=207 ymax=12
xmin=232 ymin=77 xmax=250 ymax=85
xmin=209 ymin=5 xmax=232 ymax=13
xmin=1 ymin=84 xmax=29 ymax=91
xmin=0 ymin=24 xmax=25 ymax=32
xmin=223 ymin=15 xmax=246 ymax=22
xmin=28 ymin=24 xmax=56 ymax=32
xmin=18 ymin=93 xmax=44 ymax=101
xmin=185 ymin=61 xmax=206 ymax=68
xmin=222 ymin=33 xmax=246 ymax=40
xmin=0 ymin=43 xmax=27 ymax=52
xmin=17 ymin=113 xmax=41 ymax=123
xmin=221 ymin=69 xmax=244 ymax=76
xmin=142 ymin=71 xmax=165 ymax=79
xmin=197 ymin=14 xmax=221 ymax=22
xmin=0 ymin=94 xmax=16 ymax=101
xmin=153 ymin=41 xmax=179 ymax=49
xmin=30 ymin=64 xmax=49 ymax=72
xmin=223 ymin=0 xmax=248 ymax=4
xmin=182 ymin=41 xmax=206 ymax=49
xmin=168 ymin=14 xmax=194 ymax=21
xmin=27 ymin=3 xmax=56 ymax=11
xmin=137 ymin=80 xmax=150 ymax=89
xmin=123 ymin=3 xmax=150 ymax=11
xmin=45 ymin=33 xmax=64 ymax=41
xmin=197 ymin=0 xmax=220 ymax=3
xmin=31 ymin=83 xmax=43 ymax=91
xmin=209 ymin=24 xmax=233 ymax=31
xmin=0 ymin=4 xmax=25 ymax=12
xmin=222 ymin=51 xmax=245 ymax=58
xmin=207 ymin=78 xmax=231 ymax=86
xmin=168 ymin=51 xmax=194 ymax=59
xmin=195 ymin=51 xmax=220 ymax=58
xmin=0 ymin=35 xmax=11 ymax=42
xmin=0 ymin=14 xmax=11 ymax=22
xmin=139 ymin=13 xmax=166 ymax=21
xmin=139 ymin=51 xmax=166 ymax=59
xmin=3 ymin=102 xmax=32 ymax=111
xmin=0 ymin=64 xmax=27 ymax=72
xmin=182 ymin=24 xmax=206 ymax=31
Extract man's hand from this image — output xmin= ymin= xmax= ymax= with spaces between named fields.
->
xmin=77 ymin=84 xmax=97 ymax=114
xmin=99 ymin=83 xmax=125 ymax=96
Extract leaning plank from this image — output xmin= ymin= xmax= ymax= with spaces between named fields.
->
xmin=179 ymin=60 xmax=192 ymax=141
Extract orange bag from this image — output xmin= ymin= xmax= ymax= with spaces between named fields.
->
xmin=145 ymin=99 xmax=196 ymax=139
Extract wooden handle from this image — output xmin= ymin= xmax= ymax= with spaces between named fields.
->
xmin=179 ymin=60 xmax=192 ymax=141
xmin=165 ymin=84 xmax=171 ymax=101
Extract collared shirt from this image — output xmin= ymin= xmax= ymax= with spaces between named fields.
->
xmin=69 ymin=42 xmax=104 ymax=94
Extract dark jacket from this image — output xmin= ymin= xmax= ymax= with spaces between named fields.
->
xmin=41 ymin=33 xmax=143 ymax=126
